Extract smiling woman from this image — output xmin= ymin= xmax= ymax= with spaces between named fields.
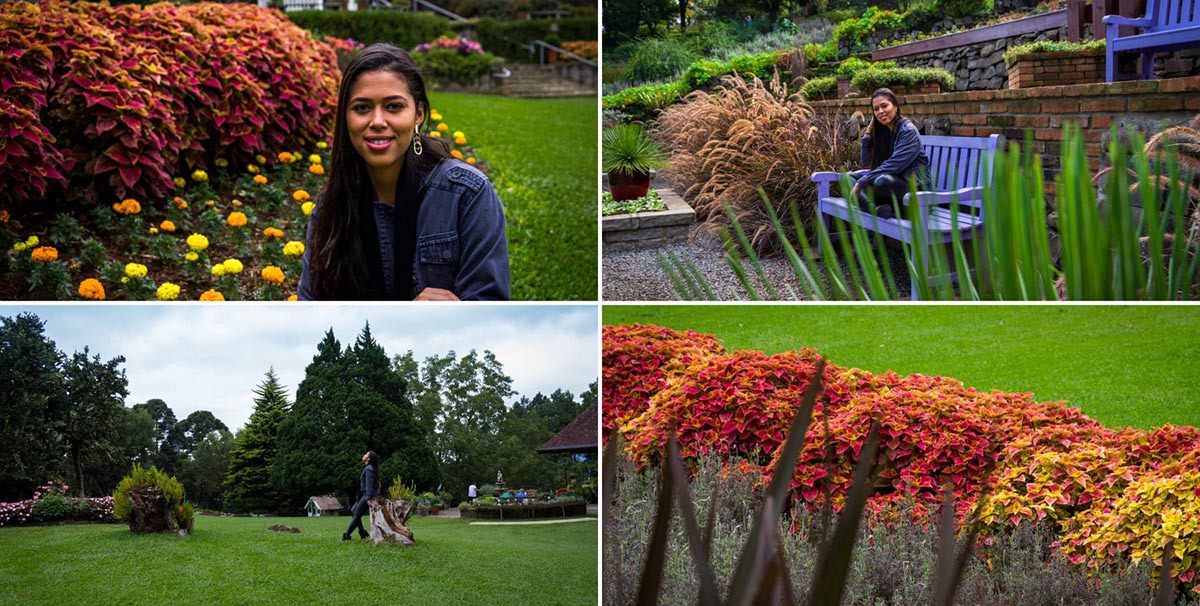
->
xmin=300 ymin=43 xmax=510 ymax=301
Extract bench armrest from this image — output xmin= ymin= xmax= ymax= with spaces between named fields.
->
xmin=1102 ymin=14 xmax=1152 ymax=28
xmin=911 ymin=186 xmax=985 ymax=207
xmin=810 ymin=171 xmax=844 ymax=184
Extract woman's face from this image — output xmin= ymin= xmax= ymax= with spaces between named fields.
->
xmin=346 ymin=69 xmax=422 ymax=176
xmin=872 ymin=96 xmax=898 ymax=128
xmin=362 ymin=453 xmax=370 ymax=465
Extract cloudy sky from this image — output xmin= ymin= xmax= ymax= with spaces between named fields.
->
xmin=3 ymin=304 xmax=598 ymax=433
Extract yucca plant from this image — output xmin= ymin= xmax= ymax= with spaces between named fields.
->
xmin=603 ymin=123 xmax=670 ymax=201
xmin=664 ymin=124 xmax=1199 ymax=300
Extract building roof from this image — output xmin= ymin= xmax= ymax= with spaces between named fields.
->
xmin=307 ymin=495 xmax=343 ymax=510
xmin=537 ymin=404 xmax=598 ymax=455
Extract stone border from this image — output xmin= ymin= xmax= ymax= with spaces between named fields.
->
xmin=602 ymin=188 xmax=696 ymax=247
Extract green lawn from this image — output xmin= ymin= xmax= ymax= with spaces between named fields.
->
xmin=603 ymin=305 xmax=1200 ymax=429
xmin=0 ymin=515 xmax=597 ymax=605
xmin=432 ymin=93 xmax=597 ymax=301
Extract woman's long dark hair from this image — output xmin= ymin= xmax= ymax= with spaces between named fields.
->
xmin=367 ymin=451 xmax=381 ymax=495
xmin=866 ymin=88 xmax=903 ymax=170
xmin=309 ymin=44 xmax=452 ymax=299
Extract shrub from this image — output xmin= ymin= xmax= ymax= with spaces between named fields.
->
xmin=618 ymin=38 xmax=696 ymax=84
xmin=681 ymin=20 xmax=740 ymax=58
xmin=600 ymin=81 xmax=687 ymax=122
xmin=470 ymin=17 xmax=597 ymax=63
xmin=411 ymin=37 xmax=502 ymax=86
xmin=934 ymin=0 xmax=989 ymax=18
xmin=835 ymin=56 xmax=895 ymax=77
xmin=655 ymin=72 xmax=861 ymax=254
xmin=29 ymin=492 xmax=74 ymax=524
xmin=850 ymin=66 xmax=955 ymax=92
xmin=800 ymin=75 xmax=838 ymax=100
xmin=286 ymin=9 xmax=452 ymax=50
xmin=1003 ymin=38 xmax=1106 ymax=66
xmin=833 ymin=6 xmax=905 ymax=53
xmin=113 ymin=463 xmax=187 ymax=529
xmin=681 ymin=51 xmax=783 ymax=89
xmin=388 ymin=477 xmax=418 ymax=502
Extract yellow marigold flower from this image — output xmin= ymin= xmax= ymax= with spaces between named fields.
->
xmin=112 ymin=199 xmax=141 ymax=215
xmin=156 ymin=282 xmax=180 ymax=301
xmin=287 ymin=294 xmax=298 ymax=301
xmin=453 ymin=131 xmax=464 ymax=139
xmin=124 ymin=263 xmax=148 ymax=280
xmin=308 ymin=154 xmax=321 ymax=164
xmin=186 ymin=233 xmax=209 ymax=251
xmin=205 ymin=199 xmax=216 ymax=208
xmin=283 ymin=241 xmax=305 ymax=257
xmin=192 ymin=169 xmax=208 ymax=182
xmin=309 ymin=164 xmax=324 ymax=176
xmin=222 ymin=258 xmax=244 ymax=274
xmin=199 ymin=289 xmax=225 ymax=301
xmin=451 ymin=150 xmax=464 ymax=159
xmin=293 ymin=189 xmax=310 ymax=202
xmin=30 ymin=246 xmax=58 ymax=262
xmin=247 ymin=164 xmax=259 ymax=174
xmin=430 ymin=110 xmax=442 ymax=121
xmin=149 ymin=227 xmax=159 ymax=235
xmin=278 ymin=151 xmax=295 ymax=163
xmin=78 ymin=278 xmax=105 ymax=300
xmin=454 ymin=136 xmax=467 ymax=146
xmin=26 ymin=236 xmax=37 ymax=246
xmin=263 ymin=227 xmax=284 ymax=239
xmin=316 ymin=141 xmax=328 ymax=150
xmin=253 ymin=175 xmax=268 ymax=185
xmin=121 ymin=276 xmax=129 ymax=284
xmin=215 ymin=158 xmax=229 ymax=168
xmin=302 ymin=201 xmax=315 ymax=216
xmin=227 ymin=212 xmax=248 ymax=227
xmin=467 ymin=157 xmax=477 ymax=166
xmin=255 ymin=154 xmax=266 ymax=165
xmin=13 ymin=242 xmax=27 ymax=252
xmin=173 ymin=177 xmax=186 ymax=188
xmin=261 ymin=265 xmax=285 ymax=285
xmin=231 ymin=199 xmax=243 ymax=208
xmin=430 ymin=131 xmax=441 ymax=138
xmin=436 ymin=123 xmax=448 ymax=132
xmin=211 ymin=264 xmax=226 ymax=277
xmin=185 ymin=252 xmax=199 ymax=262
xmin=174 ymin=197 xmax=188 ymax=210
xmin=160 ymin=220 xmax=176 ymax=233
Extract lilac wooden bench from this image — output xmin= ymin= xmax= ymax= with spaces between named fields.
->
xmin=812 ymin=133 xmax=1004 ymax=299
xmin=1105 ymin=0 xmax=1200 ymax=82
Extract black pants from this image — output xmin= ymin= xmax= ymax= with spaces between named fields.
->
xmin=346 ymin=496 xmax=369 ymax=537
xmin=857 ymin=173 xmax=907 ymax=218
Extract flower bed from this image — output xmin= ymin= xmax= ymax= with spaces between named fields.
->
xmin=460 ymin=501 xmax=587 ymax=519
xmin=0 ymin=480 xmax=115 ymax=527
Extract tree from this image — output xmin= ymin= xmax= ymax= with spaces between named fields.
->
xmin=430 ymin=350 xmax=514 ymax=503
xmin=59 ymin=348 xmax=129 ymax=497
xmin=132 ymin=398 xmax=178 ymax=473
xmin=0 ymin=313 xmax=65 ymax=500
xmin=70 ymin=406 xmax=156 ymax=498
xmin=224 ymin=369 xmax=291 ymax=513
xmin=274 ymin=325 xmax=440 ymax=513
xmin=177 ymin=428 xmax=234 ymax=509
xmin=603 ymin=0 xmax=675 ymax=43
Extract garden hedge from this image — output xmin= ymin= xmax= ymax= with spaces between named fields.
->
xmin=1 ymin=0 xmax=338 ymax=208
xmin=604 ymin=323 xmax=1200 ymax=590
xmin=285 ymin=9 xmax=452 ymax=51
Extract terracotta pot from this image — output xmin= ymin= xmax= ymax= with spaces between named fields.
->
xmin=608 ymin=170 xmax=651 ymax=201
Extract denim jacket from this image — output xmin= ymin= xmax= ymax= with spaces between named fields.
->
xmin=298 ymin=159 xmax=510 ymax=300
xmin=858 ymin=117 xmax=931 ymax=190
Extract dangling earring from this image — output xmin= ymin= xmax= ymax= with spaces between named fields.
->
xmin=412 ymin=127 xmax=423 ymax=156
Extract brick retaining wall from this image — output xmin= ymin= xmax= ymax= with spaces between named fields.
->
xmin=809 ymin=76 xmax=1200 ymax=196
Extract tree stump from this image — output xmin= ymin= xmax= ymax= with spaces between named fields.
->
xmin=368 ymin=498 xmax=415 ymax=546
xmin=125 ymin=486 xmax=174 ymax=534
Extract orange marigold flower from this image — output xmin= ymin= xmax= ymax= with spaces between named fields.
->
xmin=278 ymin=151 xmax=296 ymax=164
xmin=78 ymin=278 xmax=105 ymax=300
xmin=174 ymin=197 xmax=188 ymax=210
xmin=0 ymin=209 xmax=10 ymax=224
xmin=160 ymin=220 xmax=176 ymax=233
xmin=309 ymin=164 xmax=325 ymax=176
xmin=227 ymin=212 xmax=248 ymax=227
xmin=112 ymin=199 xmax=141 ymax=215
xmin=263 ymin=227 xmax=284 ymax=239
xmin=261 ymin=265 xmax=285 ymax=285
xmin=199 ymin=289 xmax=225 ymax=301
xmin=30 ymin=246 xmax=58 ymax=262
xmin=450 ymin=150 xmax=464 ymax=159
xmin=466 ymin=157 xmax=477 ymax=166
xmin=253 ymin=175 xmax=268 ymax=185
xmin=293 ymin=190 xmax=311 ymax=202
xmin=287 ymin=294 xmax=298 ymax=301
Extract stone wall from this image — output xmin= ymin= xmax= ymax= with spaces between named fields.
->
xmin=889 ymin=27 xmax=1067 ymax=91
xmin=808 ymin=76 xmax=1200 ymax=197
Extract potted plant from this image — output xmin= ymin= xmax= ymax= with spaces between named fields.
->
xmin=543 ymin=33 xmax=561 ymax=64
xmin=602 ymin=123 xmax=670 ymax=201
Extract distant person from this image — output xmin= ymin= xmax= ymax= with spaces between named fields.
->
xmin=343 ymin=451 xmax=380 ymax=541
xmin=850 ymin=88 xmax=930 ymax=219
xmin=744 ymin=14 xmax=753 ymax=28
xmin=516 ymin=489 xmax=527 ymax=503
xmin=468 ymin=482 xmax=477 ymax=504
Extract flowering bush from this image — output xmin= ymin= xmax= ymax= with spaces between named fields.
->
xmin=0 ymin=480 xmax=116 ymax=527
xmin=414 ymin=35 xmax=484 ymax=55
xmin=412 ymin=36 xmax=501 ymax=86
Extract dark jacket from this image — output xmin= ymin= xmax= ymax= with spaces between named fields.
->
xmin=298 ymin=158 xmax=510 ymax=300
xmin=858 ymin=117 xmax=931 ymax=190
xmin=360 ymin=465 xmax=378 ymax=500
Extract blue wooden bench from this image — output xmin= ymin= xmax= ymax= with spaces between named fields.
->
xmin=811 ymin=133 xmax=1004 ymax=299
xmin=1105 ymin=0 xmax=1200 ymax=81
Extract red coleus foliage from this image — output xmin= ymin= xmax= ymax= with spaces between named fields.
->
xmin=0 ymin=0 xmax=337 ymax=207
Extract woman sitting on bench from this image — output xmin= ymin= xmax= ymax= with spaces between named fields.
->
xmin=850 ymin=88 xmax=931 ymax=219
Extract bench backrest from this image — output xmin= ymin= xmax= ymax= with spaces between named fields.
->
xmin=922 ymin=134 xmax=1004 ymax=192
xmin=1149 ymin=0 xmax=1200 ymax=29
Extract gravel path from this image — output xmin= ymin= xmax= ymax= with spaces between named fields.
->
xmin=602 ymin=228 xmax=913 ymax=301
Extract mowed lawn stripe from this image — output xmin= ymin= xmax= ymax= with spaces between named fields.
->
xmin=602 ymin=305 xmax=1200 ymax=429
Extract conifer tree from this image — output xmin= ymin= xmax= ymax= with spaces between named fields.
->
xmin=223 ymin=368 xmax=290 ymax=513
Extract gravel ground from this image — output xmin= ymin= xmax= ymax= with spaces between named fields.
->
xmin=602 ymin=228 xmax=914 ymax=301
